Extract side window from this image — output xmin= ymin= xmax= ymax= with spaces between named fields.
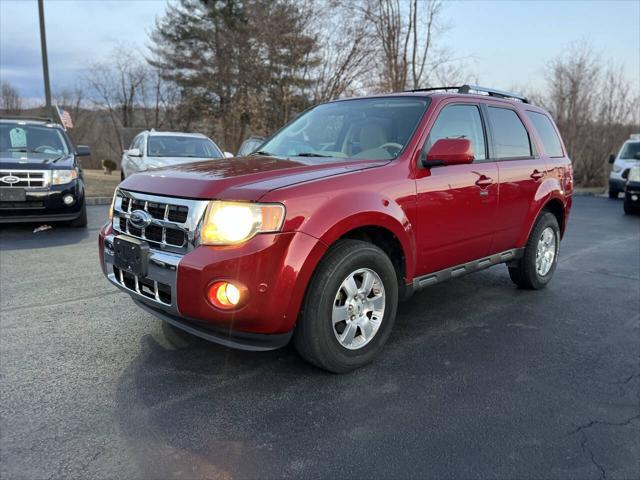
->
xmin=487 ymin=107 xmax=532 ymax=159
xmin=526 ymin=111 xmax=564 ymax=157
xmin=426 ymin=104 xmax=486 ymax=160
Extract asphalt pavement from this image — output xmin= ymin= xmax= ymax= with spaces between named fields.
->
xmin=1 ymin=196 xmax=638 ymax=479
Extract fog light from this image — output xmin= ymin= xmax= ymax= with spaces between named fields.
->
xmin=63 ymin=194 xmax=75 ymax=205
xmin=632 ymin=194 xmax=639 ymax=201
xmin=207 ymin=281 xmax=246 ymax=309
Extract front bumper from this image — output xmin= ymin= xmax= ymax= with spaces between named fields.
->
xmin=624 ymin=181 xmax=640 ymax=202
xmin=0 ymin=180 xmax=84 ymax=223
xmin=100 ymin=224 xmax=326 ymax=349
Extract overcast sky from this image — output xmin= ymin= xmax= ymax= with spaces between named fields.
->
xmin=1 ymin=0 xmax=638 ymax=102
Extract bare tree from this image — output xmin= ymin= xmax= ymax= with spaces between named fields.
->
xmin=540 ymin=42 xmax=639 ymax=186
xmin=358 ymin=0 xmax=457 ymax=92
xmin=0 ymin=81 xmax=22 ymax=113
xmin=307 ymin=0 xmax=375 ymax=102
xmin=86 ymin=46 xmax=148 ymax=152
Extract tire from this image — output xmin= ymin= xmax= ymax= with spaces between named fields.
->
xmin=68 ymin=201 xmax=87 ymax=228
xmin=294 ymin=239 xmax=398 ymax=373
xmin=508 ymin=212 xmax=560 ymax=290
xmin=624 ymin=198 xmax=638 ymax=215
xmin=609 ymin=189 xmax=619 ymax=199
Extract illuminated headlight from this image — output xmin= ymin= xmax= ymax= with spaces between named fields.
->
xmin=51 ymin=169 xmax=78 ymax=185
xmin=628 ymin=167 xmax=640 ymax=182
xmin=200 ymin=201 xmax=285 ymax=245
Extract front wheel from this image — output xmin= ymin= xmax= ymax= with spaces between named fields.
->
xmin=624 ymin=198 xmax=639 ymax=215
xmin=609 ymin=189 xmax=620 ymax=199
xmin=294 ymin=239 xmax=398 ymax=373
xmin=68 ymin=200 xmax=88 ymax=228
xmin=508 ymin=212 xmax=560 ymax=290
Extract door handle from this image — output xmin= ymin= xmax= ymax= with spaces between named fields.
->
xmin=530 ymin=169 xmax=545 ymax=180
xmin=475 ymin=175 xmax=493 ymax=188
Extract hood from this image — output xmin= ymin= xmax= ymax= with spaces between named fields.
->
xmin=142 ymin=156 xmax=222 ymax=169
xmin=121 ymin=155 xmax=388 ymax=201
xmin=0 ymin=151 xmax=73 ymax=170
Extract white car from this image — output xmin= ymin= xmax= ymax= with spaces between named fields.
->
xmin=608 ymin=134 xmax=640 ymax=199
xmin=120 ymin=131 xmax=233 ymax=180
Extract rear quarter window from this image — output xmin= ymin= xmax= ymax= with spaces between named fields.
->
xmin=487 ymin=107 xmax=532 ymax=159
xmin=526 ymin=111 xmax=564 ymax=158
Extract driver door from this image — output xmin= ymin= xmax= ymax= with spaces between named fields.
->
xmin=414 ymin=102 xmax=499 ymax=275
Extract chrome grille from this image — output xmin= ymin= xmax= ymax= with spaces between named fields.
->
xmin=0 ymin=170 xmax=48 ymax=188
xmin=112 ymin=189 xmax=209 ymax=253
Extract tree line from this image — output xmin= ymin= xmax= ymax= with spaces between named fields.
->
xmin=1 ymin=0 xmax=638 ymax=188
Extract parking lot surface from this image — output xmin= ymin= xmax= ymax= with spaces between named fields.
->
xmin=1 ymin=196 xmax=638 ymax=479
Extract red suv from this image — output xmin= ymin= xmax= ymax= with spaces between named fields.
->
xmin=99 ymin=86 xmax=572 ymax=372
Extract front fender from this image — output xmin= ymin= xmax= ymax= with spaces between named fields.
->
xmin=290 ymin=190 xmax=417 ymax=281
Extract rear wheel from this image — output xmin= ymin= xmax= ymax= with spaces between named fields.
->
xmin=294 ymin=239 xmax=398 ymax=373
xmin=609 ymin=189 xmax=619 ymax=199
xmin=508 ymin=212 xmax=560 ymax=290
xmin=120 ymin=170 xmax=125 ymax=181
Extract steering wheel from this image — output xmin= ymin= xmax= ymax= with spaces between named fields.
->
xmin=379 ymin=142 xmax=403 ymax=154
xmin=33 ymin=145 xmax=58 ymax=154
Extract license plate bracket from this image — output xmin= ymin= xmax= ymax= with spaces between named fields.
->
xmin=0 ymin=188 xmax=26 ymax=202
xmin=113 ymin=235 xmax=150 ymax=277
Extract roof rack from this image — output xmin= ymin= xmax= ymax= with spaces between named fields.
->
xmin=0 ymin=115 xmax=55 ymax=123
xmin=407 ymin=84 xmax=529 ymax=103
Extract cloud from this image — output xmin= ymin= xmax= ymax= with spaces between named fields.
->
xmin=0 ymin=0 xmax=169 ymax=100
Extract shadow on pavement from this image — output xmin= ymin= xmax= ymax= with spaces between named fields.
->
xmin=0 ymin=222 xmax=92 ymax=250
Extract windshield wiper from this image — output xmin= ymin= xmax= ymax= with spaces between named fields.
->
xmin=296 ymin=152 xmax=333 ymax=157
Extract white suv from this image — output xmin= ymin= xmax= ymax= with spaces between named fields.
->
xmin=609 ymin=135 xmax=640 ymax=199
xmin=121 ymin=131 xmax=231 ymax=180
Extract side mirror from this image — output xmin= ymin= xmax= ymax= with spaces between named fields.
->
xmin=76 ymin=145 xmax=91 ymax=157
xmin=422 ymin=138 xmax=474 ymax=167
xmin=224 ymin=151 xmax=234 ymax=158
xmin=127 ymin=148 xmax=142 ymax=157
xmin=609 ymin=154 xmax=616 ymax=164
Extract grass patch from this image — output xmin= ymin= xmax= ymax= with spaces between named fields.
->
xmin=82 ymin=169 xmax=121 ymax=198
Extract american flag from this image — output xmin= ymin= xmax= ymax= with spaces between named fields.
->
xmin=56 ymin=106 xmax=74 ymax=129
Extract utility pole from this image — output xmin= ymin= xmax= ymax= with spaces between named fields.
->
xmin=38 ymin=0 xmax=53 ymax=119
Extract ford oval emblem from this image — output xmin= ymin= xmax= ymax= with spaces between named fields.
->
xmin=1 ymin=175 xmax=20 ymax=185
xmin=129 ymin=209 xmax=153 ymax=229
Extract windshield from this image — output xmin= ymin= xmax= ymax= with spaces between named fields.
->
xmin=0 ymin=122 xmax=70 ymax=156
xmin=147 ymin=136 xmax=223 ymax=158
xmin=619 ymin=141 xmax=640 ymax=160
xmin=258 ymin=97 xmax=429 ymax=160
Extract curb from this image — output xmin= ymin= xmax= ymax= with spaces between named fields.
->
xmin=86 ymin=197 xmax=112 ymax=206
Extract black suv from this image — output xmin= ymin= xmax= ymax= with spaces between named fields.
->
xmin=0 ymin=117 xmax=90 ymax=227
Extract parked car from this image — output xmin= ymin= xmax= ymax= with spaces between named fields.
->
xmin=99 ymin=85 xmax=573 ymax=372
xmin=608 ymin=134 xmax=640 ymax=199
xmin=120 ymin=131 xmax=230 ymax=180
xmin=623 ymin=166 xmax=640 ymax=215
xmin=0 ymin=116 xmax=89 ymax=227
xmin=237 ymin=136 xmax=264 ymax=157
